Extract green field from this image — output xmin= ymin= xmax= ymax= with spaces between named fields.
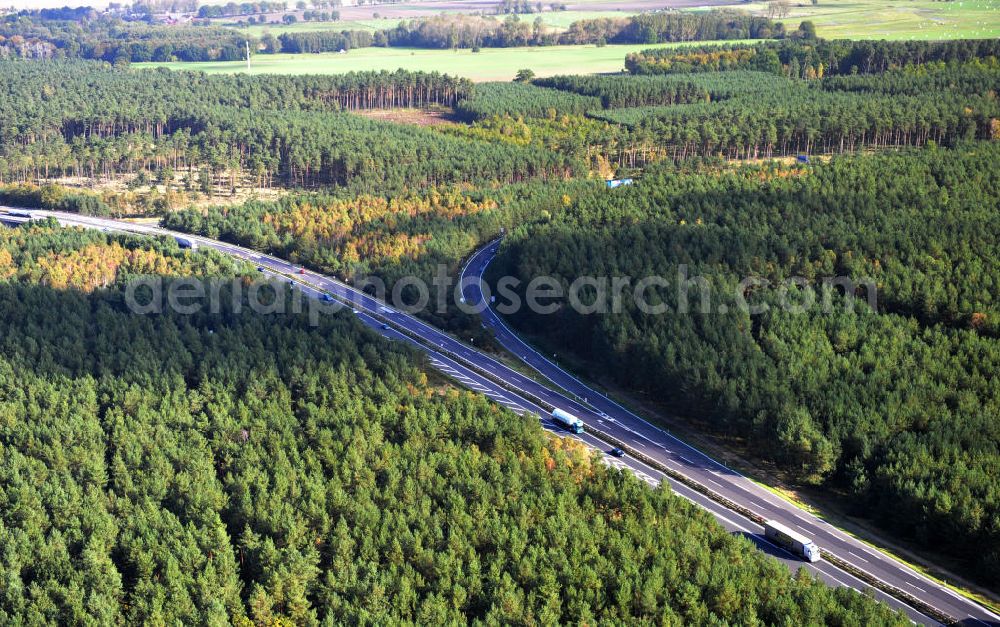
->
xmin=220 ymin=0 xmax=999 ymax=41
xmin=730 ymin=0 xmax=999 ymax=40
xmin=145 ymin=0 xmax=999 ymax=80
xmin=135 ymin=40 xmax=736 ymax=81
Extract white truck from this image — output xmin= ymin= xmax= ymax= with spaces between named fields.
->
xmin=764 ymin=520 xmax=821 ymax=562
xmin=551 ymin=408 xmax=585 ymax=434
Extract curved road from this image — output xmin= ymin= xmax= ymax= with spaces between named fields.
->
xmin=459 ymin=239 xmax=999 ymax=627
xmin=14 ymin=209 xmax=999 ymax=625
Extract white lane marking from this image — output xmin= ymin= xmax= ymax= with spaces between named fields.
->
xmin=678 ymin=455 xmax=694 ymax=465
xmin=849 ymin=551 xmax=869 ymax=564
xmin=905 ymin=581 xmax=928 ymax=594
xmin=857 ymin=545 xmax=881 ymax=559
xmin=818 ymin=569 xmax=855 ymax=589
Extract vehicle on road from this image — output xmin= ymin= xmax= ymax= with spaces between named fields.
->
xmin=551 ymin=408 xmax=585 ymax=434
xmin=174 ymin=236 xmax=197 ymax=250
xmin=321 ymin=294 xmax=334 ymax=302
xmin=256 ymin=266 xmax=264 ymax=272
xmin=764 ymin=520 xmax=821 ymax=562
xmin=381 ymin=323 xmax=391 ymax=330
xmin=610 ymin=447 xmax=625 ymax=457
xmin=298 ymin=268 xmax=306 ymax=274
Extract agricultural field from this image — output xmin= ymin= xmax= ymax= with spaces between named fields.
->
xmin=229 ymin=0 xmax=998 ymax=41
xmin=135 ymin=40 xmax=745 ymax=81
xmin=724 ymin=0 xmax=999 ymax=40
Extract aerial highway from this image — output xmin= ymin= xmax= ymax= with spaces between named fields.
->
xmin=458 ymin=239 xmax=999 ymax=627
xmin=13 ymin=208 xmax=999 ymax=625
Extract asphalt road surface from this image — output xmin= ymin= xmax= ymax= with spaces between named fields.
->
xmin=13 ymin=209 xmax=999 ymax=626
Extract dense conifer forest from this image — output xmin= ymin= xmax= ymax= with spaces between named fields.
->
xmin=625 ymin=38 xmax=1000 ymax=77
xmin=0 ymin=223 xmax=908 ymax=623
xmin=488 ymin=144 xmax=1000 ymax=585
xmin=0 ymin=61 xmax=577 ymax=190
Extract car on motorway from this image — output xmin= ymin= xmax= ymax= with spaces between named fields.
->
xmin=298 ymin=268 xmax=306 ymax=274
xmin=381 ymin=323 xmax=390 ymax=330
xmin=609 ymin=447 xmax=625 ymax=457
xmin=321 ymin=294 xmax=334 ymax=302
xmin=256 ymin=266 xmax=264 ymax=272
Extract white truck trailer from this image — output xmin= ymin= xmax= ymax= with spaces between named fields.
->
xmin=551 ymin=408 xmax=585 ymax=434
xmin=764 ymin=520 xmax=821 ymax=562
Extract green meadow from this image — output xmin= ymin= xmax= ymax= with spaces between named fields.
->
xmin=135 ymin=40 xmax=737 ymax=82
xmin=731 ymin=0 xmax=999 ymax=40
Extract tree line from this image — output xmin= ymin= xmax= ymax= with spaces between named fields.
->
xmin=196 ymin=1 xmax=285 ymax=18
xmin=277 ymin=29 xmax=374 ymax=54
xmin=0 ymin=9 xmax=782 ymax=62
xmin=0 ymin=13 xmax=251 ymax=62
xmin=626 ymin=37 xmax=1000 ymax=76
